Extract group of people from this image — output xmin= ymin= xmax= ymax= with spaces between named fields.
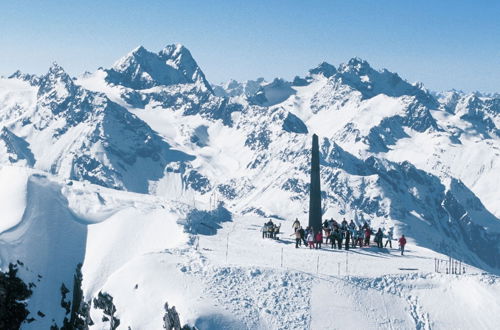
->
xmin=261 ymin=219 xmax=281 ymax=239
xmin=291 ymin=218 xmax=407 ymax=255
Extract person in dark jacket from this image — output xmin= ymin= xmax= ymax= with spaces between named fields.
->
xmin=375 ymin=228 xmax=384 ymax=248
xmin=298 ymin=226 xmax=306 ymax=246
xmin=399 ymin=235 xmax=407 ymax=255
xmin=349 ymin=220 xmax=356 ymax=230
xmin=341 ymin=218 xmax=348 ymax=231
xmin=344 ymin=229 xmax=351 ymax=250
xmin=335 ymin=228 xmax=342 ymax=249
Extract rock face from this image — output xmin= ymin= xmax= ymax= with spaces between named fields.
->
xmin=0 ymin=127 xmax=35 ymax=166
xmin=93 ymin=292 xmax=120 ymax=330
xmin=308 ymin=134 xmax=322 ymax=233
xmin=0 ymin=263 xmax=33 ymax=329
xmin=162 ymin=302 xmax=181 ymax=330
xmin=105 ymin=44 xmax=212 ymax=91
xmin=162 ymin=302 xmax=196 ymax=330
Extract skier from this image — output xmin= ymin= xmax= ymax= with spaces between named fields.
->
xmin=344 ymin=229 xmax=351 ymax=250
xmin=334 ymin=228 xmax=342 ymax=249
xmin=399 ymin=235 xmax=407 ymax=255
xmin=364 ymin=227 xmax=372 ymax=246
xmin=341 ymin=218 xmax=348 ymax=231
xmin=294 ymin=228 xmax=302 ymax=248
xmin=349 ymin=219 xmax=356 ymax=230
xmin=350 ymin=227 xmax=357 ymax=248
xmin=262 ymin=222 xmax=269 ymax=239
xmin=375 ymin=228 xmax=383 ymax=248
xmin=307 ymin=231 xmax=315 ymax=249
xmin=298 ymin=226 xmax=307 ymax=246
xmin=266 ymin=219 xmax=274 ymax=238
xmin=329 ymin=230 xmax=336 ymax=249
xmin=324 ymin=225 xmax=331 ymax=244
xmin=315 ymin=231 xmax=323 ymax=249
xmin=385 ymin=227 xmax=394 ymax=248
xmin=292 ymin=218 xmax=301 ymax=232
xmin=356 ymin=226 xmax=364 ymax=247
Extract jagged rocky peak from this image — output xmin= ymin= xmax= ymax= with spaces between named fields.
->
xmin=212 ymin=78 xmax=266 ymax=97
xmin=41 ymin=62 xmax=73 ymax=81
xmin=105 ymin=44 xmax=212 ymax=91
xmin=8 ymin=70 xmax=40 ymax=85
xmin=37 ymin=62 xmax=76 ymax=103
xmin=338 ymin=57 xmax=373 ymax=74
xmin=159 ymin=43 xmax=212 ymax=90
xmin=308 ymin=61 xmax=337 ymax=78
xmin=249 ymin=78 xmax=296 ymax=107
xmin=437 ymin=90 xmax=466 ymax=113
xmin=335 ymin=57 xmax=438 ymax=107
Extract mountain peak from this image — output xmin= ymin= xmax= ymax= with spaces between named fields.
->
xmin=47 ymin=62 xmax=67 ymax=76
xmin=309 ymin=62 xmax=337 ymax=78
xmin=8 ymin=70 xmax=40 ymax=85
xmin=340 ymin=57 xmax=373 ymax=74
xmin=159 ymin=43 xmax=212 ymax=92
xmin=105 ymin=44 xmax=212 ymax=91
xmin=160 ymin=43 xmax=188 ymax=58
xmin=131 ymin=45 xmax=147 ymax=53
xmin=40 ymin=62 xmax=73 ymax=86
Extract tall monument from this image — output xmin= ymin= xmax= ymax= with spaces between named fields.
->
xmin=308 ymin=134 xmax=322 ymax=233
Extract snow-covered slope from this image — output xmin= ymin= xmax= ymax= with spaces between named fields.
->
xmin=0 ymin=44 xmax=499 ymax=329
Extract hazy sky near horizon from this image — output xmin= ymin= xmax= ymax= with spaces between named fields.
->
xmin=0 ymin=0 xmax=498 ymax=92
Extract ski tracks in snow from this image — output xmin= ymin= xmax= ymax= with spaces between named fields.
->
xmin=181 ymin=244 xmax=313 ymax=329
xmin=202 ymin=267 xmax=313 ymax=330
xmin=406 ymin=295 xmax=431 ymax=330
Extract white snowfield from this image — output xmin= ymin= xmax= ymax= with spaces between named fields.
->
xmin=0 ymin=44 xmax=499 ymax=329
xmin=0 ymin=166 xmax=498 ymax=330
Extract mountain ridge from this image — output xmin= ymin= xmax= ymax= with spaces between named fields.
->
xmin=1 ymin=43 xmax=499 ymax=329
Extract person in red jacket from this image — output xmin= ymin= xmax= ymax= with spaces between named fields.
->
xmin=315 ymin=231 xmax=323 ymax=249
xmin=399 ymin=235 xmax=407 ymax=255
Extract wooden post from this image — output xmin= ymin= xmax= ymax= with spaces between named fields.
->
xmin=346 ymin=251 xmax=349 ymax=276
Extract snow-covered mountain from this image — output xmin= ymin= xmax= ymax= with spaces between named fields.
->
xmin=1 ymin=44 xmax=499 ymax=329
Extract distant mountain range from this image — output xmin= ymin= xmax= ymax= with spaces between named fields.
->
xmin=0 ymin=43 xmax=499 ymax=328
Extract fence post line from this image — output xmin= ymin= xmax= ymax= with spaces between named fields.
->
xmin=346 ymin=251 xmax=349 ymax=276
xmin=316 ymin=255 xmax=320 ymax=274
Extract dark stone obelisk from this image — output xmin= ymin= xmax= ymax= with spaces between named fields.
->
xmin=308 ymin=134 xmax=322 ymax=233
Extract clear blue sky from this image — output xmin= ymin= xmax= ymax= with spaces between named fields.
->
xmin=0 ymin=0 xmax=498 ymax=92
